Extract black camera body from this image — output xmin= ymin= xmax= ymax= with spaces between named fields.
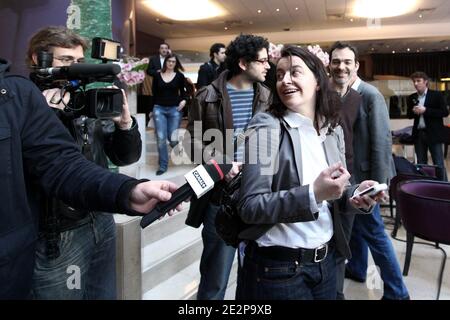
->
xmin=31 ymin=38 xmax=123 ymax=119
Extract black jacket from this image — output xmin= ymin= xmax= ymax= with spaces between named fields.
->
xmin=146 ymin=55 xmax=163 ymax=77
xmin=407 ymin=89 xmax=449 ymax=144
xmin=0 ymin=59 xmax=140 ymax=299
xmin=196 ymin=60 xmax=224 ymax=89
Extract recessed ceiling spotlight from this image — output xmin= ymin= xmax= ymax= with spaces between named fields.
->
xmin=224 ymin=26 xmax=228 ymax=30
xmin=257 ymin=9 xmax=262 ymax=14
xmin=419 ymin=13 xmax=423 ymax=18
xmin=276 ymin=8 xmax=280 ymax=12
xmin=350 ymin=18 xmax=354 ymax=22
xmin=371 ymin=47 xmax=375 ymax=51
xmin=392 ymin=50 xmax=396 ymax=54
xmin=407 ymin=48 xmax=410 ymax=51
xmin=156 ymin=18 xmax=160 ymax=21
xmin=295 ymin=7 xmax=299 ymax=10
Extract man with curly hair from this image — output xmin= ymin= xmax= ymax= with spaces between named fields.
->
xmin=185 ymin=34 xmax=272 ymax=299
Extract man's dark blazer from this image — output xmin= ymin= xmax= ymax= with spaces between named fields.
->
xmin=407 ymin=89 xmax=449 ymax=144
xmin=146 ymin=55 xmax=163 ymax=77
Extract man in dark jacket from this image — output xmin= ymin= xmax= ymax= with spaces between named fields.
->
xmin=196 ymin=43 xmax=226 ymax=89
xmin=407 ymin=71 xmax=448 ymax=181
xmin=26 ymin=26 xmax=144 ymax=299
xmin=185 ymin=34 xmax=271 ymax=300
xmin=0 ymin=58 xmax=179 ymax=299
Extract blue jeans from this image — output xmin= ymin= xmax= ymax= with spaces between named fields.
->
xmin=153 ymin=105 xmax=182 ymax=170
xmin=197 ymin=204 xmax=236 ymax=300
xmin=236 ymin=243 xmax=336 ymax=300
xmin=347 ymin=205 xmax=409 ymax=299
xmin=31 ymin=213 xmax=116 ymax=299
xmin=415 ymin=130 xmax=447 ymax=181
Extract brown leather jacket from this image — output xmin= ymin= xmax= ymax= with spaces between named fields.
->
xmin=184 ymin=70 xmax=272 ymax=227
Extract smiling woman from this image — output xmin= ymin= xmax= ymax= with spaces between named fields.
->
xmin=143 ymin=0 xmax=226 ymax=21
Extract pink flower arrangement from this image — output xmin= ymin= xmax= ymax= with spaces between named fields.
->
xmin=306 ymin=45 xmax=329 ymax=67
xmin=269 ymin=43 xmax=329 ymax=67
xmin=269 ymin=43 xmax=283 ymax=62
xmin=115 ymin=56 xmax=149 ymax=87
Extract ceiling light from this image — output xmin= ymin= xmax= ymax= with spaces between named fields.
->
xmin=445 ymin=46 xmax=449 ymax=50
xmin=143 ymin=0 xmax=226 ymax=21
xmin=440 ymin=77 xmax=450 ymax=82
xmin=350 ymin=18 xmax=354 ymax=22
xmin=392 ymin=50 xmax=396 ymax=54
xmin=353 ymin=0 xmax=418 ymax=18
xmin=407 ymin=48 xmax=410 ymax=51
xmin=295 ymin=7 xmax=299 ymax=10
xmin=276 ymin=8 xmax=280 ymax=12
xmin=418 ymin=13 xmax=423 ymax=18
xmin=257 ymin=9 xmax=262 ymax=14
xmin=224 ymin=26 xmax=228 ymax=30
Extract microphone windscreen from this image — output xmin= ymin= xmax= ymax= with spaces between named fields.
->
xmin=204 ymin=162 xmax=233 ymax=182
xmin=67 ymin=63 xmax=121 ymax=78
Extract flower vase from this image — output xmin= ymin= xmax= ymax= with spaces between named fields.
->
xmin=126 ymin=87 xmax=138 ymax=115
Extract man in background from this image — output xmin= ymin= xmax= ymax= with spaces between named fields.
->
xmin=407 ymin=71 xmax=448 ymax=181
xmin=330 ymin=42 xmax=409 ymax=300
xmin=196 ymin=43 xmax=226 ymax=89
xmin=186 ymin=34 xmax=271 ymax=300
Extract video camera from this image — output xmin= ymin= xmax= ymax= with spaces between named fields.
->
xmin=31 ymin=37 xmax=123 ymax=119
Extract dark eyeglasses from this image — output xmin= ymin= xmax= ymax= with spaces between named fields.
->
xmin=253 ymin=58 xmax=269 ymax=65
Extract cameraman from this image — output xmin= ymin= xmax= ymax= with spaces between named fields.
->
xmin=26 ymin=26 xmax=142 ymax=299
xmin=0 ymin=58 xmax=179 ymax=299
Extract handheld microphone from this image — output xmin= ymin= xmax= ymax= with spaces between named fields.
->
xmin=140 ymin=160 xmax=233 ymax=229
xmin=37 ymin=63 xmax=121 ymax=79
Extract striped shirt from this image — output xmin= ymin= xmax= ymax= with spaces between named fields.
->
xmin=227 ymin=83 xmax=254 ymax=161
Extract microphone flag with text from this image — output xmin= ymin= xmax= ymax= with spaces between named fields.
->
xmin=140 ymin=160 xmax=232 ymax=229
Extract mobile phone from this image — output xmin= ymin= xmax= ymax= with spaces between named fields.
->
xmin=351 ymin=183 xmax=388 ymax=199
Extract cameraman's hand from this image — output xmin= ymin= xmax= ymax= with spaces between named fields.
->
xmin=313 ymin=162 xmax=350 ymax=203
xmin=112 ymin=89 xmax=133 ymax=130
xmin=43 ymin=88 xmax=70 ymax=110
xmin=129 ymin=180 xmax=182 ymax=214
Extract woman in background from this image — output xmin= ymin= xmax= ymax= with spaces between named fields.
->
xmin=152 ymin=53 xmax=187 ymax=175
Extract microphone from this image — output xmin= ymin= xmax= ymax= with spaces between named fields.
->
xmin=140 ymin=160 xmax=233 ymax=229
xmin=37 ymin=63 xmax=121 ymax=79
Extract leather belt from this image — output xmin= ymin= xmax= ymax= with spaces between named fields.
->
xmin=246 ymin=240 xmax=330 ymax=263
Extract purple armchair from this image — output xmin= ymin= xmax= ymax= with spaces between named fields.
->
xmin=396 ymin=179 xmax=450 ymax=300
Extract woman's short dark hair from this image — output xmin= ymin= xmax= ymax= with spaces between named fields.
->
xmin=26 ymin=26 xmax=88 ymax=68
xmin=224 ymin=34 xmax=269 ymax=78
xmin=269 ymin=45 xmax=339 ymax=131
xmin=162 ymin=53 xmax=184 ymax=73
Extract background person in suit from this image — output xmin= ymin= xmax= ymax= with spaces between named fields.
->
xmin=147 ymin=42 xmax=171 ymax=77
xmin=146 ymin=43 xmax=171 ymax=124
xmin=334 ymin=42 xmax=410 ymax=300
xmin=407 ymin=71 xmax=448 ymax=181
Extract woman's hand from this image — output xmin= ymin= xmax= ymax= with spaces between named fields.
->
xmin=177 ymin=100 xmax=186 ymax=111
xmin=350 ymin=180 xmax=388 ymax=210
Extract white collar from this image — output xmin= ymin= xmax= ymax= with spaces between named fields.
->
xmin=283 ymin=110 xmax=328 ymax=142
xmin=351 ymin=77 xmax=362 ymax=90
